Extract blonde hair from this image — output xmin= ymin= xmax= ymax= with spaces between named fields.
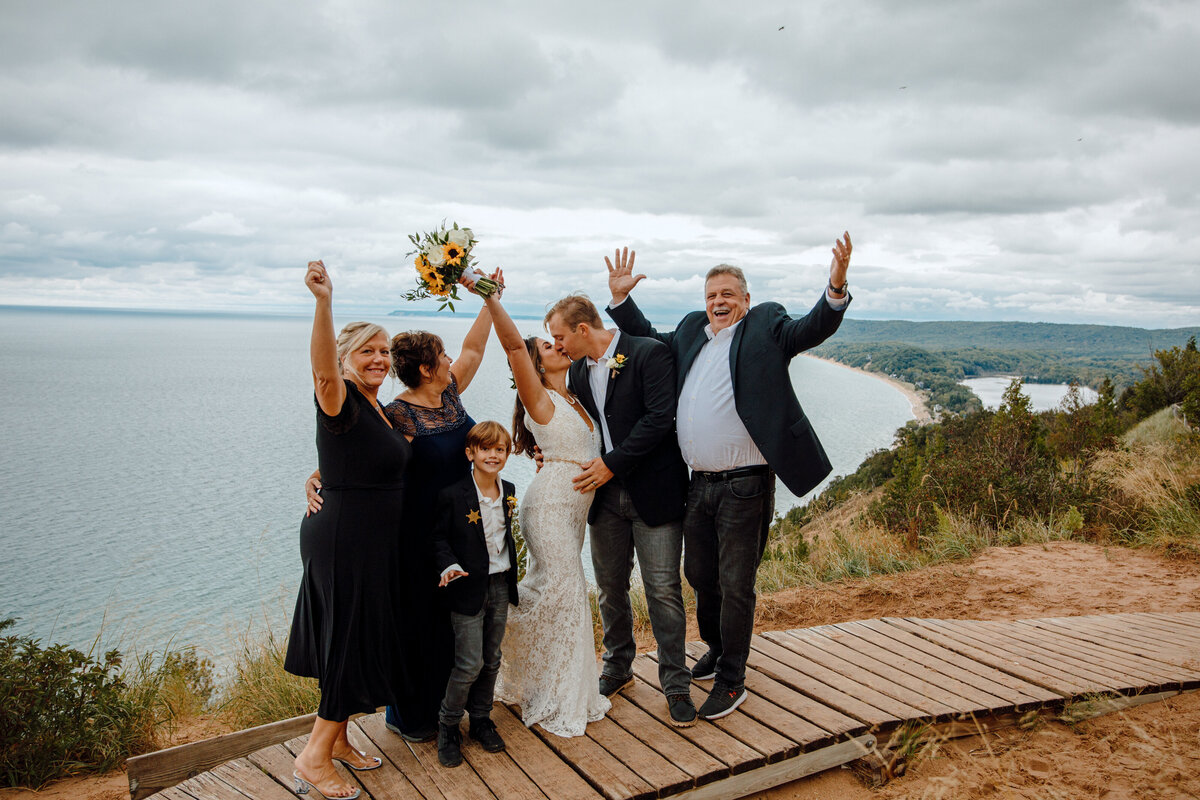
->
xmin=337 ymin=322 xmax=389 ymax=382
xmin=544 ymin=293 xmax=604 ymax=330
xmin=466 ymin=420 xmax=513 ymax=452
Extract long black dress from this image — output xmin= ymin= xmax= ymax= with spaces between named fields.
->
xmin=381 ymin=376 xmax=474 ymax=733
xmin=285 ymin=380 xmax=412 ymax=722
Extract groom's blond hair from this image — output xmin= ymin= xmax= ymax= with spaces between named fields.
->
xmin=544 ymin=293 xmax=604 ymax=330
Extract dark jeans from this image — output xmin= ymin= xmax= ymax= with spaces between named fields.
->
xmin=683 ymin=468 xmax=775 ymax=690
xmin=439 ymin=572 xmax=511 ymax=727
xmin=589 ymin=484 xmax=690 ymax=696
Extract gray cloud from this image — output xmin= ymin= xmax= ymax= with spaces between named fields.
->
xmin=1 ymin=0 xmax=1198 ymax=327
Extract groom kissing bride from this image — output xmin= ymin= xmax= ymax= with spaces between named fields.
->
xmin=467 ymin=232 xmax=852 ymax=730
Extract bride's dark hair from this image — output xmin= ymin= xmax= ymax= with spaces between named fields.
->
xmin=512 ymin=336 xmax=553 ymax=458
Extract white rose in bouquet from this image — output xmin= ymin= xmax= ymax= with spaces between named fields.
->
xmin=447 ymin=228 xmax=472 ymax=248
xmin=426 ymin=246 xmax=446 ymax=267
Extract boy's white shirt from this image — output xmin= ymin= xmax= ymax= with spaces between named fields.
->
xmin=440 ymin=467 xmax=509 ymax=582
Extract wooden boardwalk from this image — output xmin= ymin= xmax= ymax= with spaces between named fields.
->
xmin=130 ymin=612 xmax=1200 ymax=800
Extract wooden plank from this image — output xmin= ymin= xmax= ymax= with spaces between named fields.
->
xmin=1121 ymin=612 xmax=1200 ymax=637
xmin=1098 ymin=614 xmax=1200 ymax=647
xmin=357 ymin=713 xmax=449 ymax=800
xmin=854 ymin=619 xmax=1057 ymax=705
xmin=618 ymin=677 xmax=765 ymax=774
xmin=933 ymin=620 xmax=1141 ymax=692
xmin=1142 ymin=612 xmax=1200 ymax=631
xmin=532 ymin=722 xmax=656 ymax=800
xmin=381 ymin=733 xmax=497 ymax=800
xmin=773 ymin=629 xmax=978 ymax=717
xmin=491 ymin=704 xmax=603 ymax=800
xmin=459 ymin=742 xmax=549 ymax=800
xmin=153 ymin=788 xmax=199 ymax=800
xmin=128 ymin=712 xmax=329 ymax=800
xmin=828 ymin=621 xmax=1027 ymax=709
xmin=998 ymin=621 xmax=1192 ymax=686
xmin=209 ymin=758 xmax=297 ymax=800
xmin=278 ymin=736 xmax=371 ymax=800
xmin=885 ymin=618 xmax=1079 ymax=696
xmin=583 ymin=716 xmax=694 ymax=796
xmin=246 ymin=744 xmax=317 ymax=797
xmin=668 ymin=735 xmax=876 ymax=800
xmin=340 ymin=720 xmax=427 ymax=800
xmin=605 ymin=694 xmax=728 ymax=786
xmin=630 ymin=658 xmax=797 ymax=764
xmin=173 ymin=772 xmax=256 ymax=800
xmin=802 ymin=625 xmax=1004 ymax=710
xmin=678 ymin=644 xmax=843 ymax=749
xmin=747 ymin=636 xmax=914 ymax=725
xmin=1028 ymin=617 xmax=1195 ymax=663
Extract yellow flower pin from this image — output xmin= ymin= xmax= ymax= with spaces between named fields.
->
xmin=466 ymin=509 xmax=481 ymax=525
xmin=506 ymin=495 xmax=518 ymax=513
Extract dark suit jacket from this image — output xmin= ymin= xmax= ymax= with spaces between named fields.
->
xmin=608 ymin=291 xmax=849 ymax=498
xmin=568 ymin=333 xmax=689 ymax=527
xmin=431 ymin=475 xmax=520 ymax=616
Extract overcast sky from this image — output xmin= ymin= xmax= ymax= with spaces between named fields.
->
xmin=2 ymin=0 xmax=1197 ymax=326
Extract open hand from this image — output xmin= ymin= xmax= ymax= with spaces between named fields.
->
xmin=829 ymin=232 xmax=852 ymax=289
xmin=572 ymin=457 xmax=614 ymax=493
xmin=606 ymin=247 xmax=645 ymax=304
xmin=305 ymin=260 xmax=331 ymax=300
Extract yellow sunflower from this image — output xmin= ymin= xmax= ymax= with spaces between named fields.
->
xmin=441 ymin=242 xmax=465 ymax=267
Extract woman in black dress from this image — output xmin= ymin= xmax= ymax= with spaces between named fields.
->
xmin=305 ymin=293 xmax=496 ymax=741
xmin=285 ymin=260 xmax=411 ymax=800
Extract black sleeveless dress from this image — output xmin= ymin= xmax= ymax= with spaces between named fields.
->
xmin=285 ymin=380 xmax=412 ymax=721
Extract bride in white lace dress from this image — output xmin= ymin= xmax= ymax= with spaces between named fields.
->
xmin=472 ymin=283 xmax=611 ymax=737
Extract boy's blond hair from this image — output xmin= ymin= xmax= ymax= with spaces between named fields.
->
xmin=465 ymin=420 xmax=513 ymax=452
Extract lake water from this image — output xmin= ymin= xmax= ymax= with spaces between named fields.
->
xmin=960 ymin=376 xmax=1099 ymax=411
xmin=0 ymin=306 xmax=913 ymax=664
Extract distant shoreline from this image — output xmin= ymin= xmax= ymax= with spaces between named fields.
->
xmin=804 ymin=353 xmax=933 ymax=424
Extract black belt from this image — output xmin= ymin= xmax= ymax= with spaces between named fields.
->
xmin=693 ymin=465 xmax=771 ymax=482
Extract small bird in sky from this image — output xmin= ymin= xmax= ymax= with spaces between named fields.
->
xmin=778 ymin=25 xmax=785 ymax=30
xmin=899 ymin=85 xmax=907 ymax=90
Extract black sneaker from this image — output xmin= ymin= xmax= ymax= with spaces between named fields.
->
xmin=698 ymin=683 xmax=747 ymax=720
xmin=437 ymin=723 xmax=463 ymax=767
xmin=691 ymin=649 xmax=719 ymax=681
xmin=666 ymin=693 xmax=698 ymax=728
xmin=468 ymin=717 xmax=506 ymax=753
xmin=598 ymin=673 xmax=634 ymax=697
xmin=385 ymin=720 xmax=437 ymax=743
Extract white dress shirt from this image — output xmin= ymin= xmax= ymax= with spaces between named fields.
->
xmin=440 ymin=470 xmax=510 ymax=580
xmin=676 ymin=318 xmax=767 ymax=472
xmin=585 ymin=330 xmax=621 ymax=452
xmin=669 ymin=289 xmax=849 ymax=472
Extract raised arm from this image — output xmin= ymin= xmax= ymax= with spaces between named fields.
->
xmin=450 ymin=274 xmax=497 ymax=392
xmin=480 ymin=288 xmax=555 ymax=425
xmin=306 ymin=260 xmax=346 ymax=416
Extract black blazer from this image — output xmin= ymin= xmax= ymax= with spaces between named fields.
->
xmin=431 ymin=475 xmax=520 ymax=616
xmin=568 ymin=333 xmax=689 ymax=527
xmin=608 ymin=291 xmax=849 ymax=498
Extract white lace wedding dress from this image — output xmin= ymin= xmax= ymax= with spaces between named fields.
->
xmin=496 ymin=391 xmax=611 ymax=736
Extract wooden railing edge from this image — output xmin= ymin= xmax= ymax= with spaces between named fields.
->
xmin=126 ymin=711 xmax=333 ymax=800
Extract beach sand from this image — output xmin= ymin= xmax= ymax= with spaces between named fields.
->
xmin=804 ymin=353 xmax=933 ymax=424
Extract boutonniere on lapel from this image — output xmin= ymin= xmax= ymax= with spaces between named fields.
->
xmin=606 ymin=354 xmax=627 ymax=379
xmin=506 ymin=495 xmax=518 ymax=514
xmin=466 ymin=508 xmax=481 ymax=525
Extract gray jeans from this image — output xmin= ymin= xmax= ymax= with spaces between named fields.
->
xmin=439 ymin=573 xmax=510 ymax=726
xmin=589 ymin=484 xmax=689 ymax=696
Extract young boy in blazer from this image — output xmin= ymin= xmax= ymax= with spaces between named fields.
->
xmin=431 ymin=421 xmax=520 ymax=767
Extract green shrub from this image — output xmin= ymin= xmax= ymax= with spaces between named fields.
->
xmin=220 ymin=625 xmax=319 ymax=729
xmin=0 ymin=619 xmax=214 ymax=788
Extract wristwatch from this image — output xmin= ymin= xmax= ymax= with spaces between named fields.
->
xmin=827 ymin=279 xmax=848 ymax=295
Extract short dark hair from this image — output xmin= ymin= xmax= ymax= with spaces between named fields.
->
xmin=390 ymin=331 xmax=443 ymax=388
xmin=466 ymin=420 xmax=513 ymax=451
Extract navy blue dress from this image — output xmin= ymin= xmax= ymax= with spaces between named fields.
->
xmin=285 ymin=381 xmax=412 ymax=721
xmin=383 ymin=376 xmax=475 ymax=733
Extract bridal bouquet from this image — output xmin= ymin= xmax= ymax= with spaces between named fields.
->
xmin=402 ymin=222 xmax=500 ymax=311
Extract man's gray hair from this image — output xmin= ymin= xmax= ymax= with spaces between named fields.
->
xmin=705 ymin=264 xmax=748 ymax=294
